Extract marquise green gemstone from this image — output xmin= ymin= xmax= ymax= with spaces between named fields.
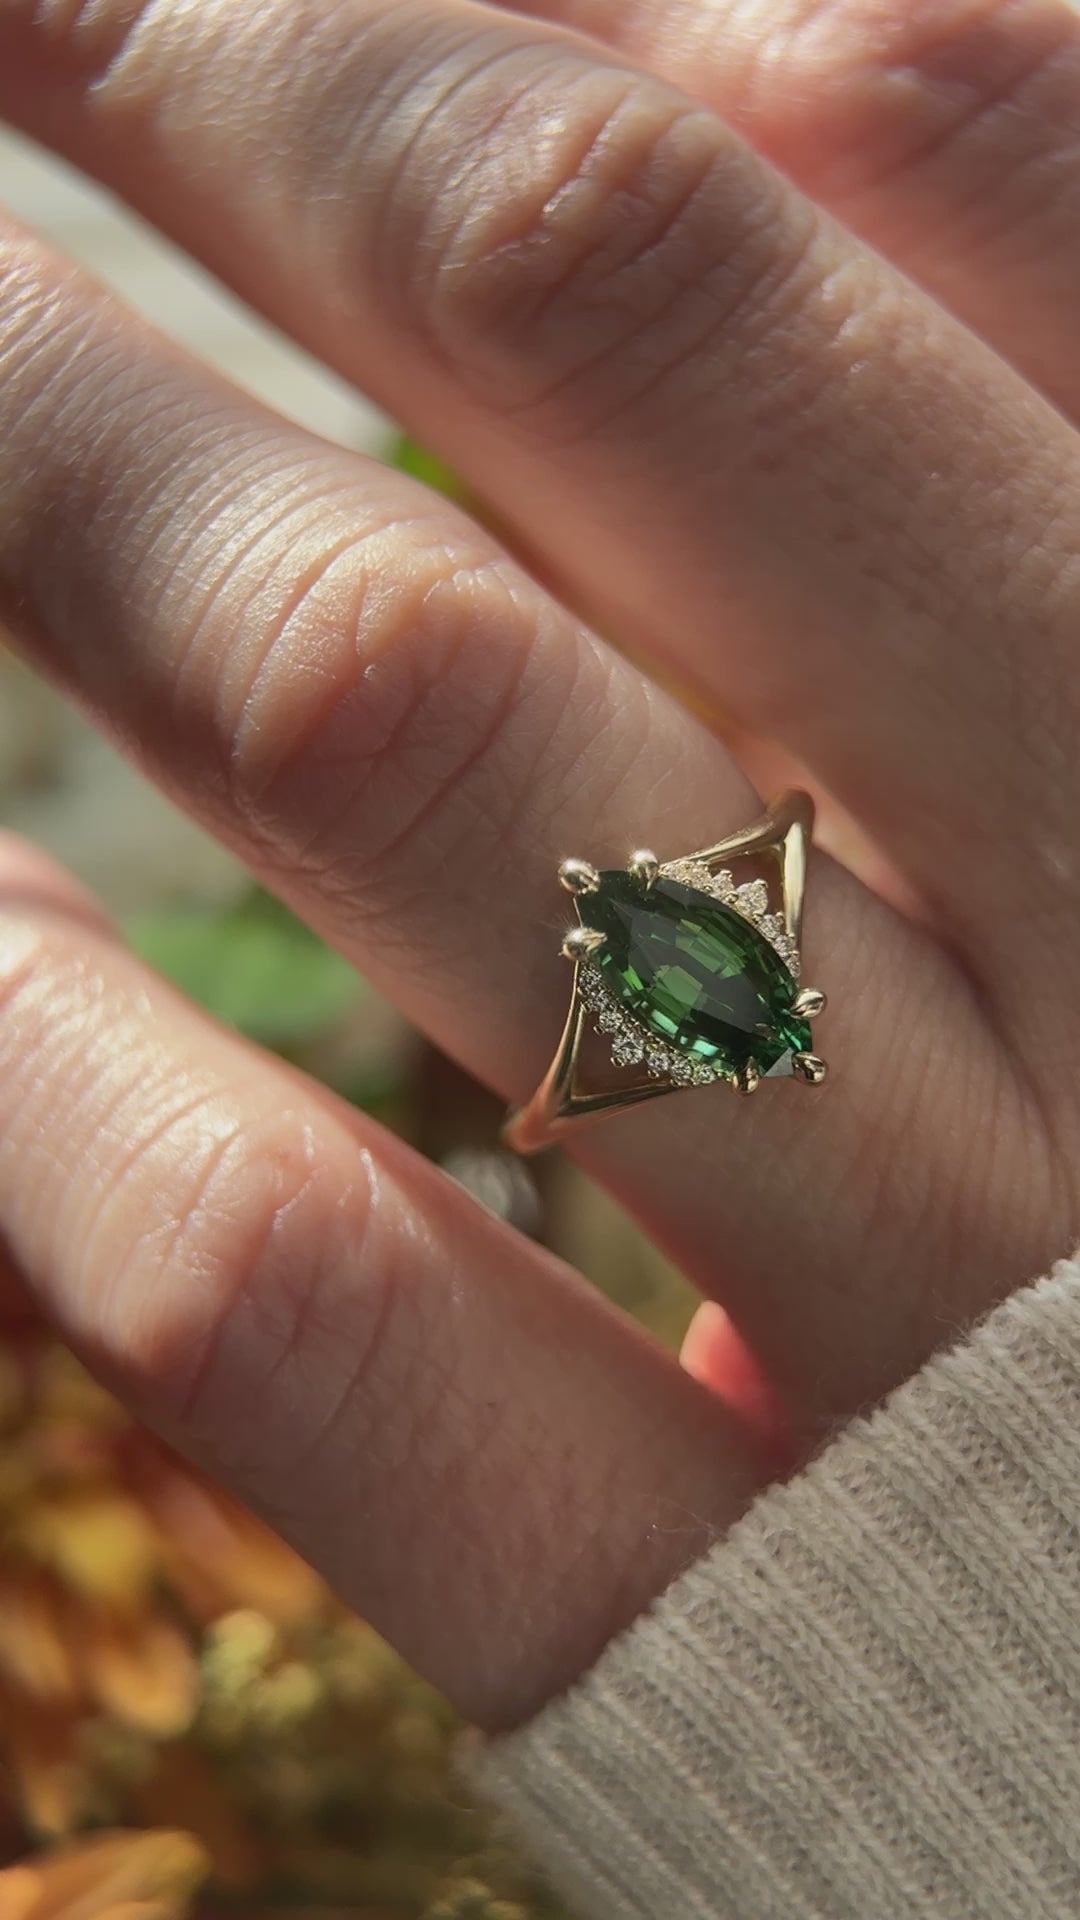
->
xmin=583 ymin=873 xmax=810 ymax=1077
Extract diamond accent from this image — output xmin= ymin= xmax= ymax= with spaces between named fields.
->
xmin=611 ymin=1030 xmax=645 ymax=1067
xmin=738 ymin=880 xmax=769 ymax=914
xmin=579 ymin=967 xmax=605 ymax=1008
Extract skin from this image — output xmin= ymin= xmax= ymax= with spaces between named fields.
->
xmin=0 ymin=0 xmax=1079 ymax=1733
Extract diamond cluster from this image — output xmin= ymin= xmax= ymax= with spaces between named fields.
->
xmin=581 ymin=863 xmax=801 ymax=1084
xmin=578 ymin=964 xmax=713 ymax=1084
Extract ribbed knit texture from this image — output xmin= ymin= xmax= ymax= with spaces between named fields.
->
xmin=474 ymin=1254 xmax=1080 ymax=1920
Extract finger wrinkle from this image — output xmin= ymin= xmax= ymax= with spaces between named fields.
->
xmin=221 ymin=506 xmax=465 ymax=802
xmin=730 ymin=0 xmax=1080 ymax=198
xmin=224 ymin=535 xmax=543 ymax=892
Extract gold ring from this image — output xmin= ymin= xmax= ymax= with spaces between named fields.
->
xmin=506 ymin=790 xmax=828 ymax=1155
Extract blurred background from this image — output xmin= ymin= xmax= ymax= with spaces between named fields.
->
xmin=0 ymin=126 xmax=699 ymax=1920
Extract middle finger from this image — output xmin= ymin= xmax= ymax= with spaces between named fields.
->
xmin=0 ymin=215 xmax=1037 ymax=1436
xmin=3 ymin=0 xmax=1080 ymax=1057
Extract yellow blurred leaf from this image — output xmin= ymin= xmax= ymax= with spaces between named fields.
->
xmin=33 ymin=1350 xmax=128 ymax=1436
xmin=81 ymin=1612 xmax=199 ymax=1740
xmin=21 ymin=1495 xmax=160 ymax=1609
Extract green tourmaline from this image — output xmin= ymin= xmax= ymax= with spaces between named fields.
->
xmin=585 ymin=873 xmax=810 ymax=1076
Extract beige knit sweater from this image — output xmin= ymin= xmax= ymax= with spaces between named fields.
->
xmin=474 ymin=1253 xmax=1080 ymax=1919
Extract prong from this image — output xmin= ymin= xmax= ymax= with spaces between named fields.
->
xmin=735 ymin=1061 xmax=760 ymax=1096
xmin=793 ymin=1052 xmax=828 ymax=1085
xmin=561 ymin=926 xmax=607 ymax=962
xmin=559 ymin=858 xmax=600 ymax=896
xmin=792 ymin=987 xmax=827 ymax=1020
xmin=628 ymin=849 xmax=659 ymax=889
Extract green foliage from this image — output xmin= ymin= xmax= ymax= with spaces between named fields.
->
xmin=128 ymin=888 xmax=362 ymax=1053
xmin=387 ymin=432 xmax=468 ymax=505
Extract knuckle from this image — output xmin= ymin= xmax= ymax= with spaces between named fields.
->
xmin=99 ymin=1103 xmax=385 ymax=1448
xmin=743 ymin=0 xmax=1075 ymax=197
xmin=213 ymin=505 xmax=543 ymax=892
xmin=382 ymin=49 xmax=783 ymax=417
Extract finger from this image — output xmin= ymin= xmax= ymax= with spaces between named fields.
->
xmin=0 ymin=210 xmax=1058 ymax=1441
xmin=0 ymin=208 xmax=1067 ymax=1441
xmin=494 ymin=0 xmax=1080 ymax=422
xmin=680 ymin=1302 xmax=794 ymax=1470
xmin=0 ymin=835 xmax=763 ymax=1729
xmin=1 ymin=1 xmax=1077 ymax=1031
xmin=0 ymin=831 xmax=115 ymax=1335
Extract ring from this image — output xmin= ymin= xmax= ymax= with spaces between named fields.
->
xmin=505 ymin=790 xmax=828 ymax=1155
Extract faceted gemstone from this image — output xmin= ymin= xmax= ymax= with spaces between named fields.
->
xmin=583 ymin=873 xmax=810 ymax=1077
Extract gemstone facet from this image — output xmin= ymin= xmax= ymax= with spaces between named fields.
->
xmin=582 ymin=873 xmax=810 ymax=1078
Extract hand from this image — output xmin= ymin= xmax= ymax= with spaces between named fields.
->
xmin=0 ymin=0 xmax=1078 ymax=1734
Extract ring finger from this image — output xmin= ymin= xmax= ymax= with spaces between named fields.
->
xmin=3 ymin=0 xmax=1079 ymax=1063
xmin=0 ymin=213 xmax=1038 ymax=1437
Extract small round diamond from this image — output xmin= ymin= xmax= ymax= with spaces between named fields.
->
xmin=579 ymin=969 xmax=604 ymax=1008
xmin=612 ymin=1030 xmax=645 ymax=1067
xmin=645 ymin=1045 xmax=672 ymax=1077
xmin=692 ymin=1061 xmax=716 ymax=1086
xmin=670 ymin=1054 xmax=693 ymax=1085
xmin=598 ymin=1004 xmax=621 ymax=1032
xmin=738 ymin=880 xmax=769 ymax=915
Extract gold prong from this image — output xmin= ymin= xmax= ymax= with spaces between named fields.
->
xmin=561 ymin=926 xmax=606 ymax=962
xmin=559 ymin=858 xmax=600 ymax=896
xmin=793 ymin=987 xmax=827 ymax=1020
xmin=736 ymin=1061 xmax=760 ymax=1096
xmin=628 ymin=849 xmax=659 ymax=888
xmin=794 ymin=1052 xmax=827 ymax=1085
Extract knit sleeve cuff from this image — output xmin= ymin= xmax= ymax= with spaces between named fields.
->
xmin=470 ymin=1253 xmax=1080 ymax=1920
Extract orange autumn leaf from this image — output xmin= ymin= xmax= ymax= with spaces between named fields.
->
xmin=0 ymin=1830 xmax=208 ymax=1920
xmin=145 ymin=1469 xmax=323 ymax=1627
xmin=1 ymin=1689 xmax=91 ymax=1838
xmin=0 ymin=1865 xmax=40 ymax=1920
xmin=82 ymin=1904 xmax=178 ymax=1920
xmin=0 ymin=1573 xmax=78 ymax=1704
xmin=80 ymin=1613 xmax=199 ymax=1741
